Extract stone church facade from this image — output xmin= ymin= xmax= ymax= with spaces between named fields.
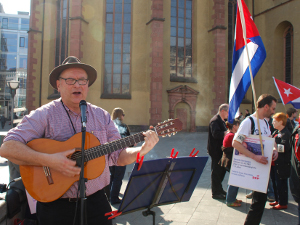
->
xmin=26 ymin=0 xmax=299 ymax=131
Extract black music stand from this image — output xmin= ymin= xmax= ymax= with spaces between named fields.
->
xmin=106 ymin=156 xmax=208 ymax=225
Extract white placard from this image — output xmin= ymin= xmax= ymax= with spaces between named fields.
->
xmin=228 ymin=135 xmax=275 ymax=193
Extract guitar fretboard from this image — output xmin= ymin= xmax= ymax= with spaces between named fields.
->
xmin=72 ymin=132 xmax=145 ymax=162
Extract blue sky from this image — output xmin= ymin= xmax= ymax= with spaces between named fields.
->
xmin=1 ymin=0 xmax=30 ymax=14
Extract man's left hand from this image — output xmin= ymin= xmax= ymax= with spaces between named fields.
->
xmin=140 ymin=128 xmax=159 ymax=155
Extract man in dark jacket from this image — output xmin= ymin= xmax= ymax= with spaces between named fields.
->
xmin=286 ymin=107 xmax=298 ymax=133
xmin=207 ymin=104 xmax=229 ymax=199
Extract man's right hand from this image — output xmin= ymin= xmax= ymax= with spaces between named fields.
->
xmin=252 ymin=155 xmax=268 ymax=165
xmin=47 ymin=149 xmax=81 ymax=177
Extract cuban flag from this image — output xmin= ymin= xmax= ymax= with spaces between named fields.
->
xmin=273 ymin=77 xmax=300 ymax=109
xmin=228 ymin=0 xmax=266 ymax=123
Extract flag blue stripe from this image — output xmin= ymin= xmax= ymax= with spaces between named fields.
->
xmin=289 ymin=102 xmax=300 ymax=109
xmin=228 ymin=36 xmax=266 ymax=123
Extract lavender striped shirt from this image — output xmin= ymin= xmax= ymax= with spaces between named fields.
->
xmin=4 ymin=98 xmax=122 ymax=198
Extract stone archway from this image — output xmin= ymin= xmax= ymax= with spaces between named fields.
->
xmin=167 ymin=85 xmax=199 ymax=132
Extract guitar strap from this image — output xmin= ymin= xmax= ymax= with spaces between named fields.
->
xmin=61 ymin=99 xmax=77 ymax=134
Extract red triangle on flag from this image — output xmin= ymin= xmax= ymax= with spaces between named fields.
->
xmin=235 ymin=0 xmax=260 ymax=51
xmin=273 ymin=77 xmax=300 ymax=104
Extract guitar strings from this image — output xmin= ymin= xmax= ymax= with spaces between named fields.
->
xmin=69 ymin=132 xmax=145 ymax=161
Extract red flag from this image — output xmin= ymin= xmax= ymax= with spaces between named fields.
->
xmin=273 ymin=77 xmax=300 ymax=108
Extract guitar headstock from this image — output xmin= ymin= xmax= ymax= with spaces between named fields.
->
xmin=155 ymin=118 xmax=183 ymax=137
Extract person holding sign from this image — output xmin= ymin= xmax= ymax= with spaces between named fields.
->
xmin=232 ymin=94 xmax=278 ymax=225
xmin=269 ymin=112 xmax=292 ymax=210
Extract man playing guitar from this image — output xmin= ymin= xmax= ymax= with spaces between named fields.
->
xmin=0 ymin=56 xmax=159 ymax=225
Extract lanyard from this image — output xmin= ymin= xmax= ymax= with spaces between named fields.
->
xmin=61 ymin=99 xmax=77 ymax=134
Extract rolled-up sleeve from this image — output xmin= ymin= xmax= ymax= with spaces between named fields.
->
xmin=3 ymin=108 xmax=48 ymax=144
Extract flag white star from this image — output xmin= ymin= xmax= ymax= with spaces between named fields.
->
xmin=284 ymin=88 xmax=292 ymax=97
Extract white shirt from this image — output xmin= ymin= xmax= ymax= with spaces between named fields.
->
xmin=233 ymin=114 xmax=271 ymax=143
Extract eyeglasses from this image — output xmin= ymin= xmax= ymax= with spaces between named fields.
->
xmin=59 ymin=77 xmax=89 ymax=85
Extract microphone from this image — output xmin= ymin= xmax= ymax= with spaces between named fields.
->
xmin=79 ymin=100 xmax=87 ymax=127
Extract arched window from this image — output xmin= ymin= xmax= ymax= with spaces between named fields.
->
xmin=284 ymin=26 xmax=293 ymax=84
xmin=170 ymin=0 xmax=192 ymax=81
xmin=55 ymin=0 xmax=69 ymax=67
xmin=103 ymin=0 xmax=131 ymax=98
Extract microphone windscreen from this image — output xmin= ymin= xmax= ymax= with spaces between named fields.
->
xmin=79 ymin=100 xmax=87 ymax=107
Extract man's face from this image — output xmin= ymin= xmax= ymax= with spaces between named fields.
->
xmin=221 ymin=109 xmax=229 ymax=120
xmin=56 ymin=67 xmax=89 ymax=109
xmin=293 ymin=111 xmax=298 ymax=119
xmin=264 ymin=100 xmax=276 ymax=118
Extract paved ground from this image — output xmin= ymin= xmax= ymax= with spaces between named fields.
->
xmin=0 ymin=127 xmax=299 ymax=224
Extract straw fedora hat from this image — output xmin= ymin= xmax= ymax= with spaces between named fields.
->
xmin=49 ymin=56 xmax=97 ymax=90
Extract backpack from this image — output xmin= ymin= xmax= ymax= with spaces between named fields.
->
xmin=248 ymin=116 xmax=268 ymax=135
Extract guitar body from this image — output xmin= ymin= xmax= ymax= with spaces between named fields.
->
xmin=19 ymin=118 xmax=183 ymax=203
xmin=20 ymin=132 xmax=105 ymax=203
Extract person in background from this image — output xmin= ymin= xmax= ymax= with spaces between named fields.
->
xmin=109 ymin=108 xmax=133 ymax=204
xmin=0 ymin=114 xmax=6 ymax=129
xmin=286 ymin=107 xmax=298 ymax=133
xmin=238 ymin=113 xmax=244 ymax=121
xmin=269 ymin=112 xmax=292 ymax=210
xmin=265 ymin=116 xmax=276 ymax=202
xmin=245 ymin=109 xmax=251 ymax=118
xmin=207 ymin=104 xmax=229 ymax=200
xmin=290 ymin=124 xmax=300 ymax=225
xmin=219 ymin=119 xmax=241 ymax=207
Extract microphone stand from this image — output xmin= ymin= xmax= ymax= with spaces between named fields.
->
xmin=79 ymin=110 xmax=87 ymax=225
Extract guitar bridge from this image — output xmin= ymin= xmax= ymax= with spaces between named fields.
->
xmin=43 ymin=166 xmax=54 ymax=185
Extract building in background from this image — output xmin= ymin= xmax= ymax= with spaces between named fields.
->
xmin=27 ymin=0 xmax=299 ymax=131
xmin=0 ymin=9 xmax=29 ymax=119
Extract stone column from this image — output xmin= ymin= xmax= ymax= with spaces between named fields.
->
xmin=148 ymin=0 xmax=164 ymax=125
xmin=210 ymin=0 xmax=227 ymax=115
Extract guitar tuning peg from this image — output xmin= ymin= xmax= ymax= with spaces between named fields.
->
xmin=173 ymin=132 xmax=176 ymax=135
xmin=158 ymin=123 xmax=161 ymax=125
xmin=168 ymin=134 xmax=171 ymax=137
xmin=162 ymin=135 xmax=166 ymax=138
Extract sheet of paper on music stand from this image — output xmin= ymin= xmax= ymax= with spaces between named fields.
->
xmin=117 ymin=156 xmax=208 ymax=214
xmin=228 ymin=135 xmax=274 ymax=193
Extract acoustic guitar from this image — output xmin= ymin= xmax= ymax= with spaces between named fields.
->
xmin=20 ymin=119 xmax=182 ymax=203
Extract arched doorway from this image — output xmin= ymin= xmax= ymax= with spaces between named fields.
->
xmin=167 ymin=85 xmax=199 ymax=132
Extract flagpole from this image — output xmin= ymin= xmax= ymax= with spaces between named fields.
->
xmin=237 ymin=0 xmax=264 ymax=156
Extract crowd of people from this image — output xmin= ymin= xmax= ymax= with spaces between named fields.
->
xmin=208 ymin=95 xmax=300 ymax=225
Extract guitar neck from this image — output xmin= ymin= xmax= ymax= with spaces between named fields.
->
xmin=84 ymin=132 xmax=145 ymax=162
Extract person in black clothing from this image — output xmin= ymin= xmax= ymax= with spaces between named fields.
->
xmin=286 ymin=107 xmax=298 ymax=133
xmin=245 ymin=109 xmax=251 ymax=118
xmin=109 ymin=107 xmax=133 ymax=204
xmin=269 ymin=112 xmax=292 ymax=210
xmin=290 ymin=125 xmax=300 ymax=225
xmin=207 ymin=103 xmax=229 ymax=199
xmin=0 ymin=115 xmax=6 ymax=129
